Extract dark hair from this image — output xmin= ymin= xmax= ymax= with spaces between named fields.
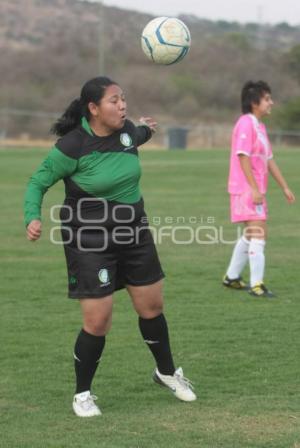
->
xmin=241 ymin=80 xmax=271 ymax=114
xmin=51 ymin=76 xmax=118 ymax=136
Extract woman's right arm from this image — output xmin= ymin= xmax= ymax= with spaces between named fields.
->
xmin=238 ymin=154 xmax=263 ymax=204
xmin=24 ymin=146 xmax=78 ymax=241
xmin=234 ymin=116 xmax=263 ymax=204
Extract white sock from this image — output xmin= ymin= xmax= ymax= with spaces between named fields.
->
xmin=226 ymin=236 xmax=250 ymax=279
xmin=249 ymin=239 xmax=265 ymax=287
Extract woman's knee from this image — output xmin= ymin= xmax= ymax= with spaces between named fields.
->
xmin=80 ymin=297 xmax=113 ymax=336
xmin=244 ymin=222 xmax=267 ymax=240
xmin=83 ymin=314 xmax=112 ymax=336
xmin=136 ymin=298 xmax=164 ymax=319
xmin=127 ymin=282 xmax=164 ymax=318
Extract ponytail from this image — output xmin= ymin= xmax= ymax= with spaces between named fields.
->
xmin=51 ymin=98 xmax=82 ymax=136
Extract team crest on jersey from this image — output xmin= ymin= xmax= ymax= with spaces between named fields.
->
xmin=69 ymin=275 xmax=77 ymax=285
xmin=98 ymin=269 xmax=110 ymax=286
xmin=120 ymin=133 xmax=132 ymax=147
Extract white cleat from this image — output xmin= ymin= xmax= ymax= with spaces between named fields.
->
xmin=72 ymin=391 xmax=102 ymax=417
xmin=153 ymin=367 xmax=197 ymax=402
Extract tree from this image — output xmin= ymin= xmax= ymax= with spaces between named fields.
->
xmin=287 ymin=45 xmax=300 ymax=84
xmin=274 ymin=98 xmax=300 ymax=131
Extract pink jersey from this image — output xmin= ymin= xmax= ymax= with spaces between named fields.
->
xmin=228 ymin=114 xmax=273 ymax=194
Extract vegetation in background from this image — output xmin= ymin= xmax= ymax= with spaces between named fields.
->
xmin=1 ymin=0 xmax=300 ymax=136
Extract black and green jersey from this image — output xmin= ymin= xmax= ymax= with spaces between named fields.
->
xmin=24 ymin=117 xmax=152 ymax=227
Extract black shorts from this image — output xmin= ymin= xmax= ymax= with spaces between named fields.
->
xmin=62 ymin=226 xmax=165 ymax=299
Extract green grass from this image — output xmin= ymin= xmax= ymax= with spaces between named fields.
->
xmin=1 ymin=147 xmax=300 ymax=448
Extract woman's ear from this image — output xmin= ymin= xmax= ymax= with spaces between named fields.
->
xmin=88 ymin=102 xmax=99 ymax=118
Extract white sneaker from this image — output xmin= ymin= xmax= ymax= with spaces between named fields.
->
xmin=153 ymin=367 xmax=197 ymax=402
xmin=72 ymin=391 xmax=102 ymax=417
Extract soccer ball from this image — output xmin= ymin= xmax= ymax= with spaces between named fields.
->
xmin=141 ymin=17 xmax=191 ymax=65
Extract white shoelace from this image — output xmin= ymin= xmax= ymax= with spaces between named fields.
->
xmin=175 ymin=373 xmax=195 ymax=390
xmin=80 ymin=394 xmax=98 ymax=410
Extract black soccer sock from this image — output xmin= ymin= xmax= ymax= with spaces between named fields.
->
xmin=138 ymin=313 xmax=175 ymax=375
xmin=74 ymin=329 xmax=106 ymax=394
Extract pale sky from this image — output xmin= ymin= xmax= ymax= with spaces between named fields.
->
xmin=93 ymin=0 xmax=300 ymax=25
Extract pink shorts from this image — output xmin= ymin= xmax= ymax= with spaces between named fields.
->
xmin=230 ymin=192 xmax=268 ymax=223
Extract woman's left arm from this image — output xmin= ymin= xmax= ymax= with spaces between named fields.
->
xmin=136 ymin=116 xmax=157 ymax=146
xmin=268 ymin=158 xmax=296 ymax=203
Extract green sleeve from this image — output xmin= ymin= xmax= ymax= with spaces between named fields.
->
xmin=24 ymin=146 xmax=78 ymax=226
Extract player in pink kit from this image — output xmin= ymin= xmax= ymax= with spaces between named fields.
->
xmin=223 ymin=81 xmax=295 ymax=297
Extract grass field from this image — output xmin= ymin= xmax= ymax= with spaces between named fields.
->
xmin=1 ymin=147 xmax=300 ymax=448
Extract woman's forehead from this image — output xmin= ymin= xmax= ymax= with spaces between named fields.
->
xmin=103 ymin=84 xmax=124 ymax=98
xmin=261 ymin=92 xmax=272 ymax=99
